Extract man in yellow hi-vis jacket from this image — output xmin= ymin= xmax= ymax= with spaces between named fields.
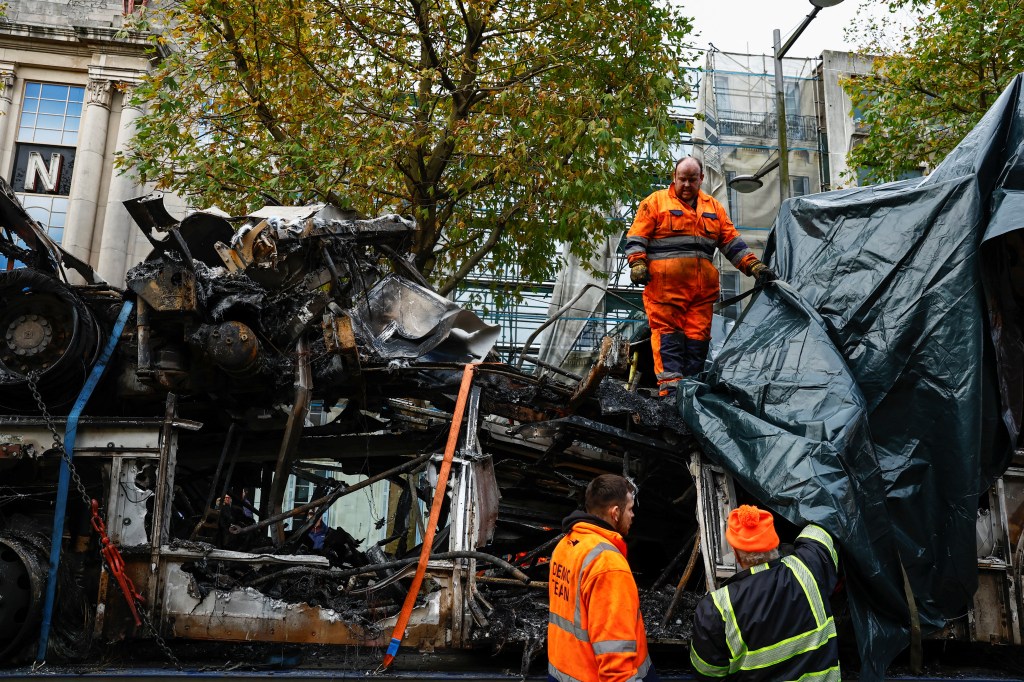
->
xmin=690 ymin=505 xmax=841 ymax=681
xmin=547 ymin=474 xmax=658 ymax=682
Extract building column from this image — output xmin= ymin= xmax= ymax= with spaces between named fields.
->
xmin=63 ymin=78 xmax=112 ymax=267
xmin=0 ymin=69 xmax=17 ymax=152
xmin=96 ymin=83 xmax=144 ymax=286
xmin=0 ymin=64 xmax=18 ymax=179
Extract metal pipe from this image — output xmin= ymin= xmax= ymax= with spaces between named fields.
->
xmin=189 ymin=423 xmax=237 ymax=541
xmin=520 ymin=532 xmax=566 ymax=568
xmin=135 ymin=297 xmax=152 ymax=377
xmin=777 ymin=6 xmax=822 ymax=59
xmin=773 ymin=5 xmax=823 ymax=204
xmin=153 ymin=393 xmax=179 ymax=549
xmin=517 ymin=355 xmax=584 ymax=381
xmin=267 ymin=337 xmax=313 ymax=546
xmin=475 ymin=575 xmax=548 ymax=589
xmin=232 ymin=451 xmax=434 ymax=535
xmin=378 ymin=243 xmax=431 ymax=287
xmin=652 ymin=531 xmax=697 ymax=592
xmin=755 ymin=156 xmax=781 ymax=179
xmin=661 ymin=536 xmax=701 ymax=628
xmin=774 ymin=28 xmax=790 ymax=205
xmin=218 ymin=432 xmax=243 ymax=507
xmin=320 ymin=243 xmax=344 ymax=299
xmin=248 ymin=550 xmax=531 ymax=588
xmin=514 ymin=283 xmax=606 ymax=370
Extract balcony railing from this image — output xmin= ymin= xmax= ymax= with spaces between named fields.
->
xmin=717 ymin=110 xmax=818 ymax=142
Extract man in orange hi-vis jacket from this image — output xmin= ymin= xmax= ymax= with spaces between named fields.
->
xmin=547 ymin=474 xmax=659 ymax=682
xmin=626 ymin=157 xmax=777 ymax=397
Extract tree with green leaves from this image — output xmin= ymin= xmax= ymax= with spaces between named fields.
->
xmin=123 ymin=0 xmax=693 ymax=295
xmin=843 ymin=0 xmax=1024 ymax=184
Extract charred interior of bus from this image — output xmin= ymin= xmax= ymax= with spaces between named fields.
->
xmin=0 ymin=185 xmax=716 ymax=671
xmin=2 ymin=179 xmax=1022 ymax=676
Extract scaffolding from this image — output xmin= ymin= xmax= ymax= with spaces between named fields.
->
xmin=453 ymin=49 xmax=829 ymax=378
xmin=452 ymin=97 xmax=697 ymax=374
xmin=696 ymin=50 xmax=825 ymax=235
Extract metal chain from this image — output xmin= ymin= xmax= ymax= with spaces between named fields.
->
xmin=27 ymin=371 xmax=91 ymax=509
xmin=138 ymin=606 xmax=183 ymax=670
xmin=27 ymin=371 xmax=183 ymax=671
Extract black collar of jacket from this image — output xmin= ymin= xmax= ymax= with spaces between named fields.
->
xmin=562 ymin=509 xmax=615 ymax=534
xmin=722 ymin=555 xmax=786 ymax=587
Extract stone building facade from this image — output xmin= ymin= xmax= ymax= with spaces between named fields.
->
xmin=0 ymin=0 xmax=160 ymax=285
xmin=691 ymin=48 xmax=884 ymax=318
xmin=817 ymin=49 xmax=879 ymax=188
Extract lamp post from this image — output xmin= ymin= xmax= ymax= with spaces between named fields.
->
xmin=727 ymin=157 xmax=780 ymax=194
xmin=731 ymin=0 xmax=844 ymax=201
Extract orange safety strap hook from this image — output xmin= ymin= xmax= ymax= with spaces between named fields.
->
xmin=91 ymin=499 xmax=143 ymax=626
xmin=379 ymin=362 xmax=477 ymax=671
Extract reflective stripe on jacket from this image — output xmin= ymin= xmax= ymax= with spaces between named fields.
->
xmin=689 ymin=525 xmax=841 ymax=682
xmin=548 ymin=518 xmax=656 ymax=682
xmin=625 ymin=186 xmax=756 ymax=349
xmin=625 ymin=186 xmax=757 ymax=275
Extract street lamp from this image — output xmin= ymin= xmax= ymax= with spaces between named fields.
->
xmin=765 ymin=0 xmax=844 ymax=203
xmin=728 ymin=157 xmax=780 ymax=194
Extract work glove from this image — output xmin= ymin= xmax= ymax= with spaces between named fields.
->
xmin=750 ymin=261 xmax=778 ymax=285
xmin=630 ymin=261 xmax=650 ymax=285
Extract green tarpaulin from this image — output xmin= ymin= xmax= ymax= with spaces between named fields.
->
xmin=680 ymin=75 xmax=1024 ymax=679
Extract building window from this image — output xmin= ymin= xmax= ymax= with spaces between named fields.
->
xmin=791 ymin=175 xmax=810 ymax=198
xmin=725 ymin=170 xmax=742 ymax=223
xmin=714 ymin=74 xmax=730 ymax=112
xmin=293 ymin=469 xmax=326 ymax=508
xmin=785 ymin=82 xmax=800 ymax=115
xmin=285 ymin=468 xmax=329 ymax=529
xmin=897 ymin=168 xmax=925 ymax=181
xmin=719 ymin=271 xmax=742 ymax=320
xmin=18 ymin=82 xmax=84 ymax=146
xmin=1 ymin=189 xmax=72 ymax=271
xmin=19 ymin=195 xmax=68 ymax=244
xmin=9 ymin=81 xmax=84 ymax=253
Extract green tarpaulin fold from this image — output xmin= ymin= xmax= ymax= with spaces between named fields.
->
xmin=680 ymin=75 xmax=1024 ymax=680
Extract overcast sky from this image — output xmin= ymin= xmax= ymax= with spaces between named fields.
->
xmin=681 ymin=0 xmax=874 ymax=59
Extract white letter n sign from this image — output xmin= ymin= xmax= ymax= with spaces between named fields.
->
xmin=25 ymin=152 xmax=63 ymax=193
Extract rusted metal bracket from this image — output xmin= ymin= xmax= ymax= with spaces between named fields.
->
xmin=323 ymin=309 xmax=361 ymax=375
xmin=214 ymin=220 xmax=276 ymax=273
xmin=267 ymin=337 xmax=313 ymax=546
xmin=568 ymin=335 xmax=630 ymax=410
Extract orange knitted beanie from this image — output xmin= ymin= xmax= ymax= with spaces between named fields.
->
xmin=726 ymin=505 xmax=779 ymax=553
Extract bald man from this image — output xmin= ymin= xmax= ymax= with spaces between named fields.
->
xmin=626 ymin=157 xmax=776 ymax=397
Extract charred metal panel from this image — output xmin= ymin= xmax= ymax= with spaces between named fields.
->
xmin=126 ymin=263 xmax=198 ymax=313
xmin=0 ymin=419 xmax=163 ymax=454
xmin=160 ymin=561 xmax=451 ymax=648
xmin=214 ymin=220 xmax=275 ymax=274
xmin=568 ymin=336 xmax=631 ymax=409
xmin=106 ymin=457 xmax=156 ymax=547
xmin=969 ymin=568 xmax=1017 ymax=644
xmin=350 ymin=275 xmax=499 ymax=362
xmin=691 ymin=453 xmax=737 ymax=589
xmin=473 ymin=457 xmax=501 ymax=547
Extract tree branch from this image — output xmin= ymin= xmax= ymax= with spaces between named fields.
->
xmin=437 ymin=196 xmax=528 ymax=295
xmin=410 ymin=0 xmax=458 ymax=93
xmin=322 ymin=0 xmax=422 ymax=71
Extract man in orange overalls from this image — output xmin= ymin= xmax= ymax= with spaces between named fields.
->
xmin=547 ymin=474 xmax=658 ymax=682
xmin=626 ymin=157 xmax=776 ymax=397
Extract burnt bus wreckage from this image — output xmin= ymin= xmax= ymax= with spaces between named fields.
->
xmin=4 ymin=71 xmax=1024 ymax=678
xmin=0 ymin=180 xmax=706 ymax=672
